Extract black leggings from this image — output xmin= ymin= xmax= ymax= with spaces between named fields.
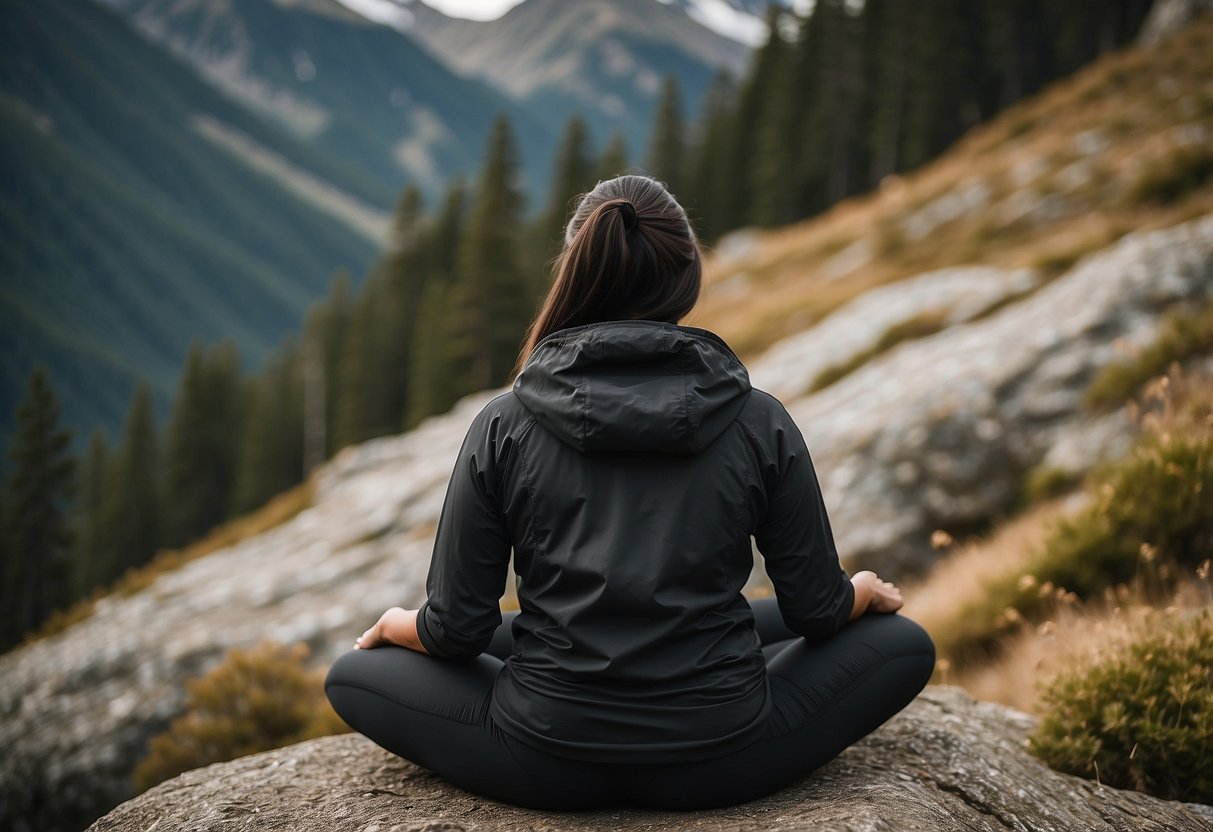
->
xmin=324 ymin=598 xmax=935 ymax=811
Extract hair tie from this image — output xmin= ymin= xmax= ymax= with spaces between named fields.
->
xmin=617 ymin=201 xmax=638 ymax=231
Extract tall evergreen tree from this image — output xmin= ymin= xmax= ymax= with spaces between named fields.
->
xmin=685 ymin=69 xmax=738 ymax=241
xmin=374 ymin=186 xmax=429 ymax=434
xmin=299 ymin=270 xmax=353 ymax=472
xmin=533 ymin=114 xmax=594 ymax=295
xmin=406 ymin=178 xmax=468 ymax=429
xmin=72 ymin=427 xmax=114 ymax=598
xmin=445 ymin=115 xmax=533 ymax=395
xmin=333 ymin=275 xmax=388 ymax=450
xmin=751 ymin=9 xmax=797 ymax=227
xmin=596 ymin=130 xmax=630 ymax=182
xmin=1 ymin=366 xmax=76 ymax=649
xmin=233 ymin=338 xmax=304 ymax=514
xmin=721 ymin=6 xmax=786 ymax=230
xmin=645 ymin=75 xmax=687 ymax=198
xmin=160 ymin=340 xmax=242 ymax=548
xmin=109 ymin=381 xmax=160 ymax=575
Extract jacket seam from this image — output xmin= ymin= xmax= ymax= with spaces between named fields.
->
xmin=735 ymin=417 xmax=771 ymax=536
xmin=517 ymin=427 xmax=546 ymax=580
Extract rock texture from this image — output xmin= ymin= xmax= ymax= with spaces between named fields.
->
xmin=87 ymin=687 xmax=1213 ymax=832
xmin=760 ymin=215 xmax=1213 ymax=575
xmin=3 ymin=213 xmax=1213 ymax=832
xmin=1138 ymin=0 xmax=1213 ymax=45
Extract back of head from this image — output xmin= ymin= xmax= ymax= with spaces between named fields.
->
xmin=511 ymin=174 xmax=702 ymax=379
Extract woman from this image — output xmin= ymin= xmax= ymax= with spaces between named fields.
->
xmin=324 ymin=174 xmax=935 ymax=811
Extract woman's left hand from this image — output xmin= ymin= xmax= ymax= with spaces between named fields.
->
xmin=355 ymin=607 xmax=428 ymax=653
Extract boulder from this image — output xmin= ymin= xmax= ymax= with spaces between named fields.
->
xmin=88 ymin=687 xmax=1213 ymax=832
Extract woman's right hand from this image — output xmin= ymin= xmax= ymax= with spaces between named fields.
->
xmin=849 ymin=570 xmax=904 ymax=619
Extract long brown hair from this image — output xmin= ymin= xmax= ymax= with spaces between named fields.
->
xmin=510 ymin=174 xmax=702 ymax=379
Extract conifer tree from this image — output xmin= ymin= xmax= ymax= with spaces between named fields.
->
xmin=299 ymin=270 xmax=353 ymax=471
xmin=645 ymin=75 xmax=687 ymax=198
xmin=160 ymin=340 xmax=242 ymax=548
xmin=533 ymin=114 xmax=593 ymax=295
xmin=684 ymin=69 xmax=737 ymax=242
xmin=406 ymin=278 xmax=459 ymax=428
xmin=375 ymin=186 xmax=429 ymax=432
xmin=445 ymin=115 xmax=533 ymax=396
xmin=751 ymin=9 xmax=797 ymax=227
xmin=406 ymin=178 xmax=467 ymax=429
xmin=596 ymin=131 xmax=630 ymax=182
xmin=1 ymin=366 xmax=76 ymax=649
xmin=109 ymin=380 xmax=160 ymax=575
xmin=333 ymin=275 xmax=387 ymax=450
xmin=721 ymin=6 xmax=786 ymax=230
xmin=232 ymin=339 xmax=303 ymax=515
xmin=72 ymin=427 xmax=113 ymax=598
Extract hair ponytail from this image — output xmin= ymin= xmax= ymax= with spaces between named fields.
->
xmin=511 ymin=175 xmax=701 ymax=379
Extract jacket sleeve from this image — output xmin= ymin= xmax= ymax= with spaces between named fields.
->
xmin=753 ymin=408 xmax=855 ymax=642
xmin=414 ymin=405 xmax=513 ymax=659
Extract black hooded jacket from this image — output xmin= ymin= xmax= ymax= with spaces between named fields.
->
xmin=414 ymin=319 xmax=855 ymax=763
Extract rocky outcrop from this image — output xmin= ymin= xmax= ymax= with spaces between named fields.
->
xmin=87 ymin=686 xmax=1213 ymax=832
xmin=4 ymin=214 xmax=1213 ymax=832
xmin=1138 ymin=0 xmax=1213 ymax=45
xmin=757 ymin=215 xmax=1213 ymax=575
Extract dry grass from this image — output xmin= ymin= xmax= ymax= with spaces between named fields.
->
xmin=900 ymin=497 xmax=1083 ymax=642
xmin=25 ymin=475 xmax=318 ymax=645
xmin=953 ymin=575 xmax=1212 ymax=714
xmin=686 ymin=17 xmax=1213 ymax=360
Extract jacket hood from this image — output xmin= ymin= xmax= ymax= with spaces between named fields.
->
xmin=512 ymin=319 xmax=752 ymax=454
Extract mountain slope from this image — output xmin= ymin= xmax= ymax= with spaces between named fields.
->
xmin=402 ymin=0 xmax=751 ymax=155
xmin=0 ymin=0 xmax=395 ymax=458
xmin=105 ymin=0 xmax=557 ymax=199
xmin=685 ymin=13 xmax=1213 ymax=357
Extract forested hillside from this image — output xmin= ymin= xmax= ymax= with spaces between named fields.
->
xmin=105 ymin=0 xmax=558 ymax=199
xmin=0 ymin=0 xmax=398 ymax=460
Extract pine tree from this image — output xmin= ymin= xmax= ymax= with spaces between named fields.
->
xmin=72 ymin=427 xmax=113 ymax=598
xmin=375 ymin=186 xmax=429 ymax=433
xmin=160 ymin=340 xmax=242 ymax=549
xmin=445 ymin=115 xmax=533 ymax=395
xmin=645 ymin=75 xmax=687 ymax=198
xmin=596 ymin=130 xmax=629 ymax=182
xmin=333 ymin=275 xmax=386 ymax=450
xmin=406 ymin=278 xmax=459 ymax=427
xmin=233 ymin=338 xmax=304 ymax=514
xmin=721 ymin=6 xmax=786 ymax=229
xmin=109 ymin=380 xmax=160 ymax=575
xmin=751 ymin=9 xmax=797 ymax=227
xmin=405 ymin=178 xmax=467 ymax=429
xmin=684 ymin=69 xmax=738 ymax=242
xmin=532 ymin=114 xmax=593 ymax=295
xmin=299 ymin=270 xmax=353 ymax=472
xmin=1 ymin=366 xmax=77 ymax=649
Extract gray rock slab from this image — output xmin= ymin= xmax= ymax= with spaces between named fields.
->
xmin=87 ymin=687 xmax=1213 ymax=832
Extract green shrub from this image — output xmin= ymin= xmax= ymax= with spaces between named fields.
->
xmin=1122 ymin=143 xmax=1213 ymax=206
xmin=1029 ymin=610 xmax=1213 ymax=803
xmin=1020 ymin=465 xmax=1081 ymax=506
xmin=133 ymin=640 xmax=348 ymax=792
xmin=936 ymin=432 xmax=1213 ymax=663
xmin=1085 ymin=300 xmax=1213 ymax=410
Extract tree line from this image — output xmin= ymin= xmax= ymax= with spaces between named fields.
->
xmin=1 ymin=0 xmax=1155 ymax=651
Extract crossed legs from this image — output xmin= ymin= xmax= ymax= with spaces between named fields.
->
xmin=324 ymin=597 xmax=934 ymax=811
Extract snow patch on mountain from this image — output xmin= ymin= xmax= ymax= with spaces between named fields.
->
xmin=655 ymin=0 xmax=771 ymax=46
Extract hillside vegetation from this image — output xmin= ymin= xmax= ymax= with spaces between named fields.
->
xmin=0 ymin=0 xmax=394 ymax=458
xmin=686 ymin=16 xmax=1213 ymax=359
